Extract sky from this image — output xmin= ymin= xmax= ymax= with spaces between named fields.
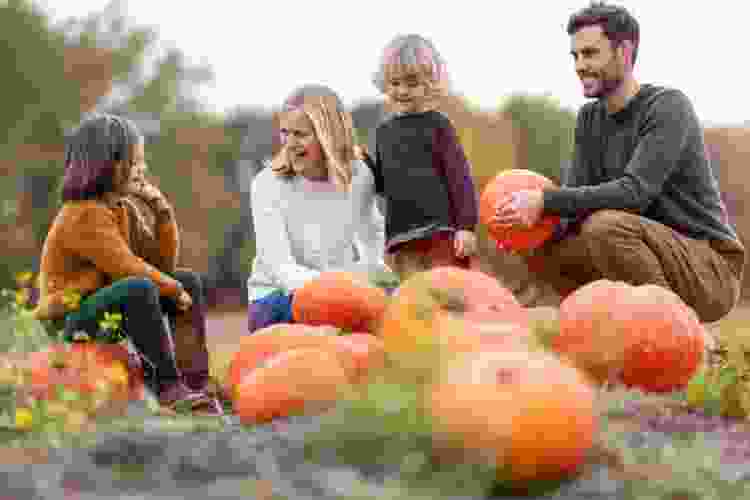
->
xmin=40 ymin=0 xmax=749 ymax=125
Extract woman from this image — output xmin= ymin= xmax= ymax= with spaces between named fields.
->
xmin=33 ymin=113 xmax=222 ymax=415
xmin=247 ymin=84 xmax=388 ymax=333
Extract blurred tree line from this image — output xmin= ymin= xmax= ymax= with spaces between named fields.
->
xmin=1 ymin=0 xmax=578 ymax=305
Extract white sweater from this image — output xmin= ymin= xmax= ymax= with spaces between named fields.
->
xmin=247 ymin=159 xmax=387 ymax=301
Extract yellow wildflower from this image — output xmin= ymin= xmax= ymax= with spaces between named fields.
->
xmin=14 ymin=288 xmax=30 ymax=307
xmin=14 ymin=408 xmax=33 ymax=430
xmin=14 ymin=271 xmax=33 ymax=288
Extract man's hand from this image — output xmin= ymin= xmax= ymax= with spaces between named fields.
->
xmin=454 ymin=230 xmax=477 ymax=259
xmin=491 ymin=189 xmax=544 ymax=228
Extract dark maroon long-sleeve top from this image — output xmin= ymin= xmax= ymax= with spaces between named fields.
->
xmin=365 ymin=110 xmax=479 ymax=252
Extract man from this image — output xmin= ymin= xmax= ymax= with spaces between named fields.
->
xmin=492 ymin=2 xmax=745 ymax=323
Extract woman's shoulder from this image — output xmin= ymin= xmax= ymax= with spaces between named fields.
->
xmin=251 ymin=165 xmax=290 ymax=193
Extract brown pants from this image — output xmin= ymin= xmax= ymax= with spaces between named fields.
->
xmin=524 ymin=210 xmax=746 ymax=323
xmin=388 ymin=231 xmax=481 ymax=283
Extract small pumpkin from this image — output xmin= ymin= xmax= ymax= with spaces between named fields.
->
xmin=234 ymin=347 xmax=353 ymax=425
xmin=479 ymin=169 xmax=561 ymax=252
xmin=226 ymin=323 xmax=341 ymax=399
xmin=291 ymin=271 xmax=389 ymax=333
xmin=25 ymin=342 xmax=137 ymax=416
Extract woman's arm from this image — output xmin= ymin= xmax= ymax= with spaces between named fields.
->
xmin=353 ymin=162 xmax=387 ymax=270
xmin=66 ymin=203 xmax=183 ymax=298
xmin=251 ymin=173 xmax=321 ymax=291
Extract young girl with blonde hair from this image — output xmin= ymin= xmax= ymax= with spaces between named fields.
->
xmin=358 ymin=34 xmax=479 ymax=281
xmin=246 ymin=84 xmax=387 ymax=333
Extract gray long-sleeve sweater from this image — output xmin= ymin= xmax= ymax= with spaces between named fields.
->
xmin=543 ymin=84 xmax=739 ymax=243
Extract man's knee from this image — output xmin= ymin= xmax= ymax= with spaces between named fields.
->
xmin=579 ymin=209 xmax=639 ymax=239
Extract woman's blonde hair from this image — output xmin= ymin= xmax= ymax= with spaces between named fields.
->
xmin=271 ymin=85 xmax=355 ymax=190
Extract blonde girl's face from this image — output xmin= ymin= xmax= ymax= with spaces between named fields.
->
xmin=279 ymin=108 xmax=326 ymax=179
xmin=385 ymin=67 xmax=429 ymax=113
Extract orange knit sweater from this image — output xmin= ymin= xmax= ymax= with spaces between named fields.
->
xmin=33 ymin=199 xmax=182 ymax=320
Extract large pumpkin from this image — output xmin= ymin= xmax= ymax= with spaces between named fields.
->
xmin=378 ymin=267 xmax=531 ymax=371
xmin=555 ymin=280 xmax=705 ymax=392
xmin=234 ymin=347 xmax=353 ymax=425
xmin=479 ymin=169 xmax=561 ymax=251
xmin=291 ymin=271 xmax=388 ymax=333
xmin=429 ymin=348 xmax=597 ymax=484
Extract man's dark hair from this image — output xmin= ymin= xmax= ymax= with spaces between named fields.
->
xmin=567 ymin=2 xmax=640 ymax=66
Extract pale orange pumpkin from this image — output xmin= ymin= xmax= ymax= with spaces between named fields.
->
xmin=429 ymin=348 xmax=597 ymax=484
xmin=378 ymin=267 xmax=530 ymax=365
xmin=291 ymin=271 xmax=389 ymax=333
xmin=234 ymin=347 xmax=353 ymax=425
xmin=555 ymin=279 xmax=705 ymax=392
xmin=479 ymin=169 xmax=561 ymax=252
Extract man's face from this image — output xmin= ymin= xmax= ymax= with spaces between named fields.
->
xmin=570 ymin=25 xmax=626 ymax=99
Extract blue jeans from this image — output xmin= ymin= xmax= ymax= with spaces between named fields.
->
xmin=247 ymin=290 xmax=294 ymax=334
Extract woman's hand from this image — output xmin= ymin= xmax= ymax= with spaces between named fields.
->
xmin=454 ymin=230 xmax=477 ymax=259
xmin=175 ymin=289 xmax=193 ymax=312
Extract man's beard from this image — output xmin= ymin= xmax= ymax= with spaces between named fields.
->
xmin=592 ymin=74 xmax=625 ymax=99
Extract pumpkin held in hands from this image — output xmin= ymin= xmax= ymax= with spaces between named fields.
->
xmin=291 ymin=271 xmax=388 ymax=333
xmin=554 ymin=279 xmax=705 ymax=392
xmin=479 ymin=169 xmax=560 ymax=252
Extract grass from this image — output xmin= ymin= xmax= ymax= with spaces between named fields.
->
xmin=3 ymin=272 xmax=750 ymax=498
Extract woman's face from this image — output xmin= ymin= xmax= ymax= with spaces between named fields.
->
xmin=279 ymin=108 xmax=326 ymax=180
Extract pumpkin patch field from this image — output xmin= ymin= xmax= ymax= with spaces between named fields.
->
xmin=3 ymin=270 xmax=750 ymax=498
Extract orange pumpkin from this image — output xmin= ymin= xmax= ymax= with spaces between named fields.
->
xmin=379 ymin=267 xmax=530 ymax=367
xmin=479 ymin=169 xmax=561 ymax=251
xmin=26 ymin=342 xmax=136 ymax=413
xmin=617 ymin=284 xmax=705 ymax=393
xmin=226 ymin=323 xmax=341 ymax=398
xmin=330 ymin=333 xmax=387 ymax=384
xmin=291 ymin=271 xmax=389 ymax=333
xmin=429 ymin=348 xmax=597 ymax=484
xmin=234 ymin=347 xmax=353 ymax=425
xmin=555 ymin=280 xmax=705 ymax=392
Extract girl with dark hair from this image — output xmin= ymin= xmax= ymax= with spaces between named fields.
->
xmin=33 ymin=113 xmax=222 ymax=415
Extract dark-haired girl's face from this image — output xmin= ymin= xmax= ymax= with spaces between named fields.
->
xmin=114 ymin=142 xmax=146 ymax=194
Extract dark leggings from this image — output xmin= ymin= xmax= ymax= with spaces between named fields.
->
xmin=64 ymin=277 xmax=181 ymax=394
